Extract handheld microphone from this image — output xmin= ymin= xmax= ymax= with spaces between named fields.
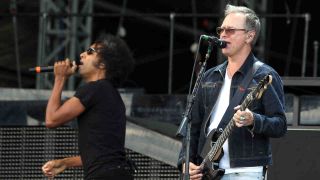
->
xmin=29 ymin=60 xmax=82 ymax=73
xmin=201 ymin=35 xmax=227 ymax=48
xmin=29 ymin=66 xmax=54 ymax=73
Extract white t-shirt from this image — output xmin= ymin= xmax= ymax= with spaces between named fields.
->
xmin=208 ymin=70 xmax=262 ymax=174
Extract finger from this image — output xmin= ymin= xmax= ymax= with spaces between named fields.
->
xmin=189 ymin=162 xmax=200 ymax=169
xmin=234 ymin=110 xmax=243 ymax=121
xmin=189 ymin=166 xmax=201 ymax=173
xmin=233 ymin=105 xmax=241 ymax=111
xmin=233 ymin=114 xmax=241 ymax=122
xmin=72 ymin=60 xmax=76 ymax=66
xmin=43 ymin=161 xmax=54 ymax=170
xmin=44 ymin=172 xmax=53 ymax=178
xmin=235 ymin=122 xmax=244 ymax=127
xmin=42 ymin=164 xmax=49 ymax=172
xmin=42 ymin=164 xmax=47 ymax=171
xmin=190 ymin=173 xmax=203 ymax=180
xmin=45 ymin=172 xmax=53 ymax=176
xmin=56 ymin=59 xmax=64 ymax=64
xmin=234 ymin=113 xmax=241 ymax=119
xmin=65 ymin=58 xmax=71 ymax=65
xmin=233 ymin=116 xmax=244 ymax=127
xmin=189 ymin=164 xmax=201 ymax=174
xmin=71 ymin=61 xmax=77 ymax=72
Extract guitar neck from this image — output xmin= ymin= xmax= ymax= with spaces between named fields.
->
xmin=200 ymin=93 xmax=254 ymax=168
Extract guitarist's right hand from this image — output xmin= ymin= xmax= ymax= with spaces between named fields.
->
xmin=182 ymin=162 xmax=203 ymax=180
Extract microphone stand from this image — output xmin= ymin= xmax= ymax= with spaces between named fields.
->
xmin=176 ymin=42 xmax=213 ymax=180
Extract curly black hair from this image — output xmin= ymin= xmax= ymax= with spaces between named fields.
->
xmin=94 ymin=34 xmax=135 ymax=87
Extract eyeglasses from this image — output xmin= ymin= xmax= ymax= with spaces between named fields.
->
xmin=86 ymin=47 xmax=97 ymax=55
xmin=216 ymin=27 xmax=247 ymax=36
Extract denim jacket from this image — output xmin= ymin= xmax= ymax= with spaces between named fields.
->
xmin=178 ymin=53 xmax=287 ymax=169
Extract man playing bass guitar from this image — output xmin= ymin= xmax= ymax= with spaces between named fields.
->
xmin=177 ymin=4 xmax=287 ymax=180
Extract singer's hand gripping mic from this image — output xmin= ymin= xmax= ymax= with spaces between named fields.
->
xmin=29 ymin=60 xmax=82 ymax=73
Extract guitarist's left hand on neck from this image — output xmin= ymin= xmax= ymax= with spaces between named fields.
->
xmin=233 ymin=105 xmax=254 ymax=127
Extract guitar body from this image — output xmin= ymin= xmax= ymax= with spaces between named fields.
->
xmin=201 ymin=162 xmax=225 ymax=180
xmin=201 ymin=129 xmax=223 ymax=161
xmin=200 ymin=129 xmax=225 ymax=180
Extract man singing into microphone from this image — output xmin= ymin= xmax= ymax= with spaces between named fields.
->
xmin=41 ymin=34 xmax=135 ymax=180
xmin=178 ymin=4 xmax=286 ymax=180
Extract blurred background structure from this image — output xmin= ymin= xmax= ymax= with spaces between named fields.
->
xmin=0 ymin=0 xmax=319 ymax=179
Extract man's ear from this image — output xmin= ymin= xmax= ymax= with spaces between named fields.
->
xmin=250 ymin=31 xmax=256 ymax=38
xmin=246 ymin=31 xmax=255 ymax=43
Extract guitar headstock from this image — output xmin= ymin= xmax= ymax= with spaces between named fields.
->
xmin=254 ymin=74 xmax=272 ymax=99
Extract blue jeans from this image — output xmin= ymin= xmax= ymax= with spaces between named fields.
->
xmin=221 ymin=172 xmax=265 ymax=180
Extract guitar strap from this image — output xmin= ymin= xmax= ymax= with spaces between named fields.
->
xmin=215 ymin=60 xmax=263 ymax=130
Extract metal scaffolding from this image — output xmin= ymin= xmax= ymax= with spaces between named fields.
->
xmin=5 ymin=0 xmax=313 ymax=91
xmin=36 ymin=0 xmax=93 ymax=90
